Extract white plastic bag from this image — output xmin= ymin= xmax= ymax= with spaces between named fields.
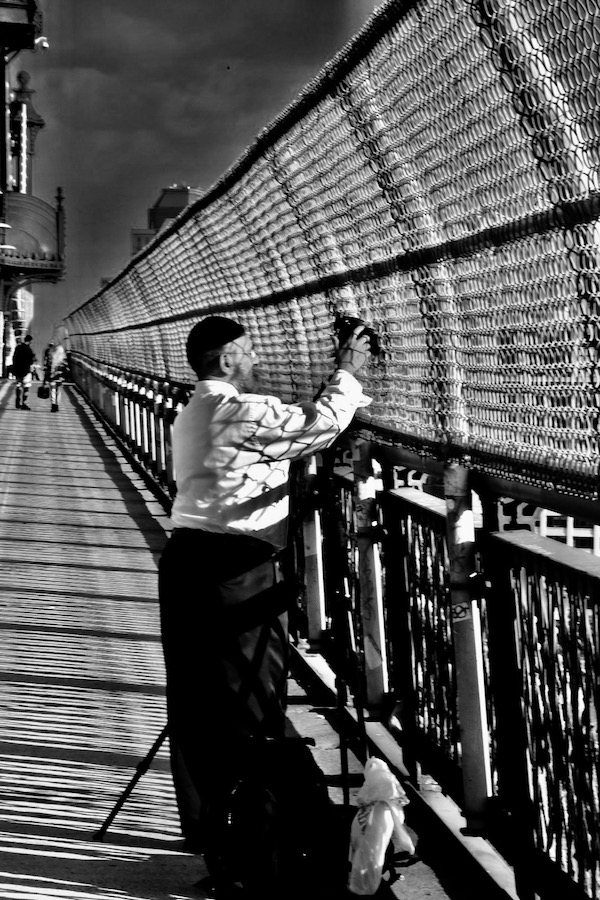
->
xmin=348 ymin=757 xmax=415 ymax=895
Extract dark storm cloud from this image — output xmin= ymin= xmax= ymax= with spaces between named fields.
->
xmin=20 ymin=0 xmax=383 ymax=333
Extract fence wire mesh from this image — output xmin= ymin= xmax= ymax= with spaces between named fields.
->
xmin=66 ymin=0 xmax=600 ymax=499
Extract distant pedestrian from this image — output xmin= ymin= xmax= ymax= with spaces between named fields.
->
xmin=12 ymin=335 xmax=35 ymax=410
xmin=42 ymin=341 xmax=54 ymax=366
xmin=43 ymin=342 xmax=67 ymax=412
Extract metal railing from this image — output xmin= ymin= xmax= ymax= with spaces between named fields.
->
xmin=71 ymin=356 xmax=600 ymax=900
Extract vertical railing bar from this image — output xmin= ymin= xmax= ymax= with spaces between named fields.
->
xmin=352 ymin=438 xmax=389 ymax=711
xmin=443 ymin=462 xmax=492 ymax=832
xmin=480 ymin=507 xmax=539 ymax=900
xmin=301 ymin=456 xmax=328 ymax=645
xmin=380 ymin=479 xmax=420 ymax=784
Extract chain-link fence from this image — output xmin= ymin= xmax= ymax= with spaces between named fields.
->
xmin=66 ymin=0 xmax=600 ymax=500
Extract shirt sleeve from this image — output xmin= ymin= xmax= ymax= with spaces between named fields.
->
xmin=239 ymin=369 xmax=371 ymax=462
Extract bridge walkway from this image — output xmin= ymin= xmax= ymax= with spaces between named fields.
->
xmin=0 ymin=379 xmax=502 ymax=900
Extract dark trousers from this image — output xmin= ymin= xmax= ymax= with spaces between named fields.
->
xmin=158 ymin=528 xmax=289 ymax=847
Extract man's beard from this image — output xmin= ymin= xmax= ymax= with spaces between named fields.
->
xmin=232 ymin=366 xmax=262 ymax=393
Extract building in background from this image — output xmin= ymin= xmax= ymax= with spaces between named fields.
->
xmin=130 ymin=184 xmax=201 ymax=256
xmin=0 ymin=0 xmax=64 ymax=375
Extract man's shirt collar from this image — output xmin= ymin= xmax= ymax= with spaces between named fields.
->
xmin=195 ymin=379 xmax=239 ymax=398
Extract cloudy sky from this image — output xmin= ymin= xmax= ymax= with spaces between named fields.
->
xmin=15 ymin=0 xmax=384 ymax=345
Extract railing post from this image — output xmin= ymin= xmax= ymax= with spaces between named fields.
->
xmin=302 ymin=456 xmax=327 ymax=646
xmin=133 ymin=381 xmax=143 ymax=454
xmin=480 ymin=494 xmax=540 ymax=900
xmin=155 ymin=386 xmax=167 ymax=484
xmin=352 ymin=438 xmax=389 ymax=711
xmin=139 ymin=382 xmax=149 ymax=463
xmin=164 ymin=391 xmax=178 ymax=494
xmin=443 ymin=461 xmax=492 ymax=831
xmin=121 ymin=378 xmax=131 ymax=441
xmin=126 ymin=380 xmax=136 ymax=444
xmin=113 ymin=376 xmax=122 ymax=428
xmin=147 ymin=383 xmax=158 ymax=474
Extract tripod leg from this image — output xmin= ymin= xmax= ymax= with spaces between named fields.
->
xmin=336 ymin=676 xmax=351 ymax=807
xmin=94 ymin=723 xmax=169 ymax=841
xmin=345 ymin=607 xmax=369 ymax=764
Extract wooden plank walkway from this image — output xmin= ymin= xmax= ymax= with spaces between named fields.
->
xmin=0 ymin=380 xmax=463 ymax=900
xmin=0 ymin=381 xmax=203 ymax=898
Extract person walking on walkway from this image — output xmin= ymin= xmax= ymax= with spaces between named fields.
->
xmin=158 ymin=315 xmax=371 ymax=897
xmin=43 ymin=342 xmax=67 ymax=412
xmin=12 ymin=334 xmax=35 ymax=410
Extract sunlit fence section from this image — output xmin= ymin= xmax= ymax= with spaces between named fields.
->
xmin=64 ymin=1 xmax=600 ymax=898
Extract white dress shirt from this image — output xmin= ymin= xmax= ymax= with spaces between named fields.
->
xmin=170 ymin=369 xmax=371 ymax=549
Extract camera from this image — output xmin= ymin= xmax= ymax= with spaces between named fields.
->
xmin=334 ymin=314 xmax=381 ymax=356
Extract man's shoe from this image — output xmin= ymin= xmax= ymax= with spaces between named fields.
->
xmin=15 ymin=402 xmax=21 ymax=409
xmin=51 ymin=404 xmax=59 ymax=412
xmin=21 ymin=403 xmax=31 ymax=410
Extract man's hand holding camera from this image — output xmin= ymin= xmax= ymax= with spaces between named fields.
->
xmin=337 ymin=326 xmax=372 ymax=376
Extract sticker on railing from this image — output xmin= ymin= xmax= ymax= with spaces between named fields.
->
xmin=451 ymin=602 xmax=472 ymax=622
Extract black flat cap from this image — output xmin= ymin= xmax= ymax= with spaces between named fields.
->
xmin=186 ymin=315 xmax=245 ymax=370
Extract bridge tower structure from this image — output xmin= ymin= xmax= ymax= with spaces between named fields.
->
xmin=0 ymin=0 xmax=64 ymax=374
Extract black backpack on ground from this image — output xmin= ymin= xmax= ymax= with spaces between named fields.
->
xmin=202 ymin=736 xmax=350 ymax=899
